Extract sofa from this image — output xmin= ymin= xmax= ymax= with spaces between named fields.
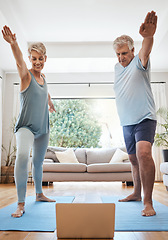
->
xmin=160 ymin=162 xmax=168 ymax=190
xmin=42 ymin=146 xmax=133 ymax=186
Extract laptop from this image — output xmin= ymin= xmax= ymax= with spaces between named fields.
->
xmin=56 ymin=203 xmax=115 ymax=239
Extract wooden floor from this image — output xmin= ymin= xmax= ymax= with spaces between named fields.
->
xmin=0 ymin=181 xmax=168 ymax=240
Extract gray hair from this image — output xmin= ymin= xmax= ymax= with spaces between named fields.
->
xmin=113 ymin=35 xmax=134 ymax=51
xmin=28 ymin=42 xmax=46 ymax=56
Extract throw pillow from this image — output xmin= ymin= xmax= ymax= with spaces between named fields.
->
xmin=109 ymin=148 xmax=128 ymax=163
xmin=55 ymin=148 xmax=79 ymax=163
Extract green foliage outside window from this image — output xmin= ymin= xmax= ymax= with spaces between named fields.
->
xmin=49 ymin=99 xmax=102 ymax=148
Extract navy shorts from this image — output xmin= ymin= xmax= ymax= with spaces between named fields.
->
xmin=123 ymin=119 xmax=157 ymax=155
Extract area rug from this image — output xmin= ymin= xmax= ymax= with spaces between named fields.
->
xmin=101 ymin=196 xmax=168 ymax=231
xmin=0 ymin=195 xmax=75 ymax=231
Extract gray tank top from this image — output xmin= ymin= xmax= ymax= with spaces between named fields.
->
xmin=15 ymin=71 xmax=49 ymax=135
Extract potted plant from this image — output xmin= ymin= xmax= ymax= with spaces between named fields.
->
xmin=1 ymin=118 xmax=17 ymax=183
xmin=155 ymin=107 xmax=168 ymax=162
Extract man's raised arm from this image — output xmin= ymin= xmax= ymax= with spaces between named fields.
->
xmin=139 ymin=11 xmax=157 ymax=68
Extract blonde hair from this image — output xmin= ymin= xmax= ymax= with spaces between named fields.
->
xmin=113 ymin=35 xmax=134 ymax=51
xmin=28 ymin=42 xmax=46 ymax=56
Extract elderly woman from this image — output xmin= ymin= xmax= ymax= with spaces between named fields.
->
xmin=2 ymin=25 xmax=56 ymax=218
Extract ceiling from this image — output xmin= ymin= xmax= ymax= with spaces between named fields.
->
xmin=0 ymin=0 xmax=168 ymax=74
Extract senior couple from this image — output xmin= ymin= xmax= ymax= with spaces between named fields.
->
xmin=2 ymin=10 xmax=157 ymax=218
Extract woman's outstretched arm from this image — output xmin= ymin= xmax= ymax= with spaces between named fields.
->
xmin=2 ymin=25 xmax=31 ymax=90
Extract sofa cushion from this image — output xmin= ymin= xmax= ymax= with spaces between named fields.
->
xmin=74 ymin=148 xmax=87 ymax=164
xmin=55 ymin=149 xmax=79 ymax=163
xmin=43 ymin=163 xmax=87 ymax=172
xmin=87 ymin=163 xmax=131 ymax=173
xmin=109 ymin=148 xmax=129 ymax=163
xmin=86 ymin=148 xmax=116 ymax=165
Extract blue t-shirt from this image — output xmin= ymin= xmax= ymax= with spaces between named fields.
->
xmin=114 ymin=54 xmax=156 ymax=126
xmin=15 ymin=71 xmax=49 ymax=135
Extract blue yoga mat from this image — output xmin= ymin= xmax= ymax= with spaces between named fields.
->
xmin=0 ymin=195 xmax=75 ymax=231
xmin=101 ymin=196 xmax=168 ymax=231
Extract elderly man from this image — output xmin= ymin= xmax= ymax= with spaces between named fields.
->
xmin=113 ymin=11 xmax=157 ymax=216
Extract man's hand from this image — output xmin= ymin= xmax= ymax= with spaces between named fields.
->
xmin=2 ymin=25 xmax=16 ymax=45
xmin=139 ymin=11 xmax=157 ymax=39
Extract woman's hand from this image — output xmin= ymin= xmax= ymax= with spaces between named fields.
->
xmin=48 ymin=101 xmax=56 ymax=113
xmin=2 ymin=25 xmax=17 ymax=45
xmin=48 ymin=93 xmax=56 ymax=113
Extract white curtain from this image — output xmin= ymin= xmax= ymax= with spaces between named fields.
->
xmin=152 ymin=83 xmax=167 ymax=181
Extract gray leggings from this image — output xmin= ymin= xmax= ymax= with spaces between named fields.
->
xmin=15 ymin=127 xmax=49 ymax=203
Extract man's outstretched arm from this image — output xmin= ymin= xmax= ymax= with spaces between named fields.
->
xmin=139 ymin=11 xmax=157 ymax=68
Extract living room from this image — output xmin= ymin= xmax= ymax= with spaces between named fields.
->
xmin=1 ymin=0 xmax=168 ymax=239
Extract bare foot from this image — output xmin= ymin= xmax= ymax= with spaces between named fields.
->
xmin=141 ymin=202 xmax=156 ymax=217
xmin=36 ymin=193 xmax=56 ymax=202
xmin=11 ymin=202 xmax=25 ymax=218
xmin=119 ymin=193 xmax=142 ymax=202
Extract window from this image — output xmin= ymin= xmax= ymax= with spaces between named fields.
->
xmin=49 ymin=98 xmax=124 ymax=148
